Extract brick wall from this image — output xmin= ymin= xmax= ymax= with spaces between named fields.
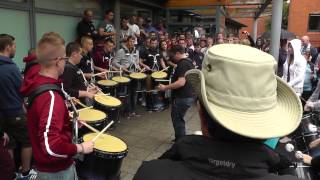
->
xmin=288 ymin=0 xmax=320 ymax=47
xmin=234 ymin=16 xmax=270 ymax=40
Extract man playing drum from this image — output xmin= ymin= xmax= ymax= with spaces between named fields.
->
xmin=61 ymin=42 xmax=98 ymax=105
xmin=113 ymin=36 xmax=142 ymax=117
xmin=21 ymin=32 xmax=94 ymax=179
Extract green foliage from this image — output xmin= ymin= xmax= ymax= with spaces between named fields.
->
xmin=265 ymin=1 xmax=289 ymax=31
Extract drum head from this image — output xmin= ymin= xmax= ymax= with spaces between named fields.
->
xmin=151 ymin=71 xmax=167 ymax=79
xmin=83 ymin=133 xmax=127 ymax=153
xmin=97 ymin=80 xmax=118 ymax=87
xmin=94 ymin=95 xmax=122 ymax=107
xmin=130 ymin=72 xmax=147 ymax=79
xmin=78 ymin=109 xmax=106 ymax=123
xmin=112 ymin=76 xmax=130 ymax=83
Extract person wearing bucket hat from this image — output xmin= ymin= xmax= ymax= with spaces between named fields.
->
xmin=134 ymin=44 xmax=303 ymax=180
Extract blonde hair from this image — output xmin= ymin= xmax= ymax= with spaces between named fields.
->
xmin=36 ymin=32 xmax=65 ymax=67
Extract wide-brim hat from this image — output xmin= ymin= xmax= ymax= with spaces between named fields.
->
xmin=186 ymin=44 xmax=302 ymax=139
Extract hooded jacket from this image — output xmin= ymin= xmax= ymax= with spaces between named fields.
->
xmin=22 ymin=53 xmax=41 ymax=93
xmin=20 ymin=74 xmax=77 ymax=172
xmin=0 ymin=55 xmax=24 ymax=118
xmin=134 ymin=135 xmax=303 ymax=180
xmin=282 ymin=39 xmax=307 ymax=95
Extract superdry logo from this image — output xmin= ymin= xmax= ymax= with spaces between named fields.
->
xmin=208 ymin=158 xmax=236 ymax=168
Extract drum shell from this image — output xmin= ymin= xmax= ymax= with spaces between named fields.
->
xmin=98 ymin=83 xmax=117 ymax=97
xmin=278 ymin=162 xmax=319 ymax=180
xmin=116 ymin=82 xmax=130 ymax=97
xmin=131 ymin=78 xmax=146 ymax=92
xmin=94 ymin=100 xmax=120 ymax=123
xmin=77 ymin=137 xmax=128 ymax=180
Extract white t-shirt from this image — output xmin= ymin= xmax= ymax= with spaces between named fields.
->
xmin=128 ymin=23 xmax=140 ymax=45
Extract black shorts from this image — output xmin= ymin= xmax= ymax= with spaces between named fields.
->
xmin=0 ymin=115 xmax=31 ymax=149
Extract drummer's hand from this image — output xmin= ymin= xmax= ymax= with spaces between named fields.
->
xmin=3 ymin=132 xmax=9 ymax=146
xmin=77 ymin=120 xmax=84 ymax=129
xmin=302 ymin=154 xmax=312 ymax=165
xmin=77 ymin=141 xmax=94 ymax=154
xmin=158 ymin=84 xmax=167 ymax=91
xmin=309 ymin=138 xmax=320 ymax=149
xmin=145 ymin=66 xmax=151 ymax=71
xmin=304 ymin=101 xmax=314 ymax=111
xmin=85 ymin=92 xmax=96 ymax=99
xmin=88 ymin=86 xmax=98 ymax=94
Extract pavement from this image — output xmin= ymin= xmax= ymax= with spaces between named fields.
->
xmin=107 ymin=104 xmax=201 ymax=180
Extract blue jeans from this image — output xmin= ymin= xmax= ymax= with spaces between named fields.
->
xmin=37 ymin=164 xmax=78 ymax=180
xmin=171 ymin=97 xmax=195 ymax=140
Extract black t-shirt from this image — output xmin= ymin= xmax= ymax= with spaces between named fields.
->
xmin=77 ymin=19 xmax=97 ymax=39
xmin=78 ymin=53 xmax=93 ymax=74
xmin=172 ymin=58 xmax=195 ymax=99
xmin=60 ymin=62 xmax=86 ymax=98
xmin=140 ymin=48 xmax=162 ymax=71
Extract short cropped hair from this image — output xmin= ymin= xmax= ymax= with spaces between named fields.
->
xmin=80 ymin=36 xmax=93 ymax=46
xmin=169 ymin=45 xmax=185 ymax=55
xmin=66 ymin=42 xmax=81 ymax=57
xmin=36 ymin=32 xmax=65 ymax=67
xmin=0 ymin=34 xmax=15 ymax=52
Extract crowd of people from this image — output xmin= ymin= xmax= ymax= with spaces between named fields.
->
xmin=1 ymin=7 xmax=320 ymax=180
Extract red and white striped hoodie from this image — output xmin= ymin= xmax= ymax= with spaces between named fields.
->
xmin=21 ymin=74 xmax=77 ymax=172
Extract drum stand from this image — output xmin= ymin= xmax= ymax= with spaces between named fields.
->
xmin=61 ymin=84 xmax=79 ymax=145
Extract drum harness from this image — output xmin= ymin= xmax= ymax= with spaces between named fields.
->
xmin=25 ymin=83 xmax=80 ymax=145
xmin=148 ymin=48 xmax=161 ymax=71
xmin=124 ymin=47 xmax=140 ymax=73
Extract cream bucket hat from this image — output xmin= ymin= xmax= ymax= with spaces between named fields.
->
xmin=186 ymin=44 xmax=302 ymax=139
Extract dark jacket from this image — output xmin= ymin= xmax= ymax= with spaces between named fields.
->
xmin=20 ymin=74 xmax=77 ymax=172
xmin=60 ymin=62 xmax=86 ymax=98
xmin=277 ymin=48 xmax=288 ymax=77
xmin=0 ymin=55 xmax=24 ymax=118
xmin=77 ymin=18 xmax=97 ymax=39
xmin=134 ymin=135 xmax=303 ymax=180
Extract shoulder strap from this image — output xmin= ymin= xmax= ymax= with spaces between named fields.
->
xmin=26 ymin=84 xmax=62 ymax=108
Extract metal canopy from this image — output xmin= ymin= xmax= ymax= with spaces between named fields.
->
xmin=164 ymin=0 xmax=272 ymax=19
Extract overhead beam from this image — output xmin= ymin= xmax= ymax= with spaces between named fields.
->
xmin=254 ymin=0 xmax=272 ymax=19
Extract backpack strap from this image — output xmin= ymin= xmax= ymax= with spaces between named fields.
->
xmin=26 ymin=84 xmax=63 ymax=108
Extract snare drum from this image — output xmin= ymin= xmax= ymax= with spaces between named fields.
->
xmin=293 ymin=115 xmax=320 ymax=153
xmin=112 ymin=76 xmax=131 ymax=97
xmin=146 ymin=71 xmax=168 ymax=111
xmin=130 ymin=72 xmax=147 ymax=92
xmin=79 ymin=133 xmax=128 ymax=180
xmin=94 ymin=94 xmax=122 ymax=123
xmin=97 ymin=80 xmax=118 ymax=97
xmin=78 ymin=109 xmax=106 ymax=132
xmin=278 ymin=162 xmax=318 ymax=180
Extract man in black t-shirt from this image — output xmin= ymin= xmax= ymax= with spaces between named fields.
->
xmin=77 ymin=9 xmax=98 ymax=40
xmin=158 ymin=45 xmax=195 ymax=141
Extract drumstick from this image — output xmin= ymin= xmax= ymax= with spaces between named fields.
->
xmin=92 ymin=121 xmax=114 ymax=142
xmin=79 ymin=121 xmax=99 ymax=133
xmin=139 ymin=68 xmax=145 ymax=73
xmin=72 ymin=98 xmax=88 ymax=108
xmin=160 ymin=66 xmax=169 ymax=72
xmin=77 ymin=106 xmax=93 ymax=112
xmin=93 ymin=71 xmax=121 ymax=77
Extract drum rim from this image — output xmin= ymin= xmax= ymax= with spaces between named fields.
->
xmin=129 ymin=73 xmax=147 ymax=79
xmin=94 ymin=97 xmax=122 ymax=108
xmin=151 ymin=71 xmax=167 ymax=79
xmin=112 ymin=76 xmax=131 ymax=83
xmin=93 ymin=96 xmax=122 ymax=108
xmin=82 ymin=133 xmax=128 ymax=156
xmin=78 ymin=109 xmax=107 ymax=123
xmin=97 ymin=80 xmax=119 ymax=87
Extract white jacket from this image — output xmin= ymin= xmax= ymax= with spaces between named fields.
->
xmin=282 ymin=39 xmax=307 ymax=95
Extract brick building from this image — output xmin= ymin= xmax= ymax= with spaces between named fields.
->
xmin=288 ymin=0 xmax=320 ymax=47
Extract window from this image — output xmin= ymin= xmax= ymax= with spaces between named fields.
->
xmin=308 ymin=14 xmax=320 ymax=32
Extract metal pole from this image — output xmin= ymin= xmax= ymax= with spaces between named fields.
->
xmin=166 ymin=9 xmax=170 ymax=33
xmin=253 ymin=18 xmax=258 ymax=43
xmin=270 ymin=0 xmax=283 ymax=61
xmin=215 ymin=6 xmax=221 ymax=34
xmin=114 ymin=0 xmax=121 ymax=50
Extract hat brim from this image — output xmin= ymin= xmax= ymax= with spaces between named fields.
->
xmin=186 ymin=69 xmax=302 ymax=139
